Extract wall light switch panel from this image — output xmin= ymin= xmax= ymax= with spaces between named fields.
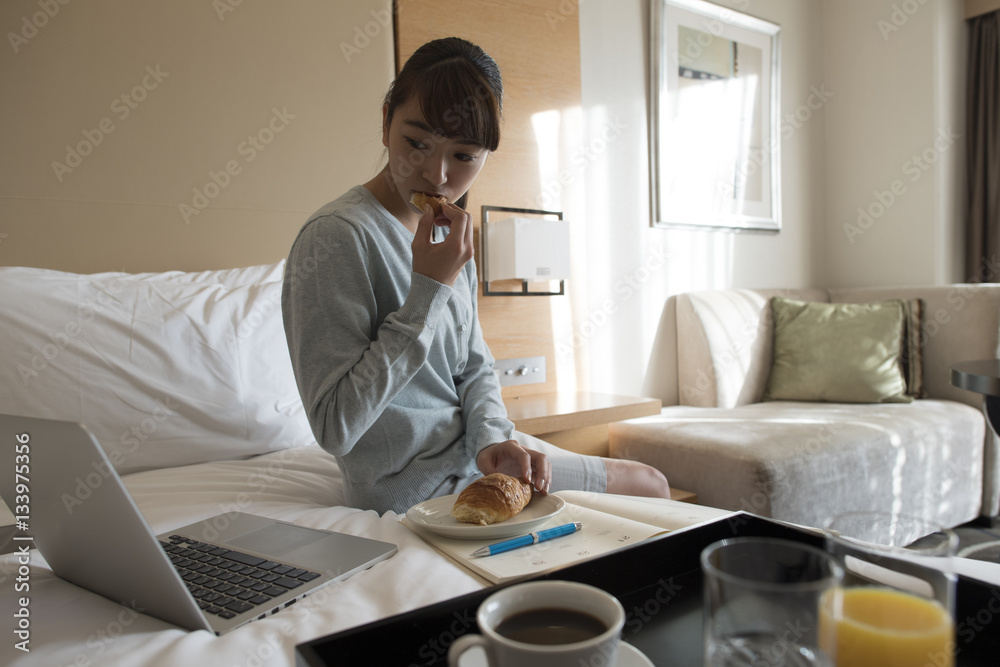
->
xmin=494 ymin=356 xmax=546 ymax=387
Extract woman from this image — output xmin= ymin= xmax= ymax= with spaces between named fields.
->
xmin=282 ymin=37 xmax=669 ymax=514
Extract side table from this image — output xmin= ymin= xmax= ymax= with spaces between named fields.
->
xmin=950 ymin=359 xmax=1000 ymax=436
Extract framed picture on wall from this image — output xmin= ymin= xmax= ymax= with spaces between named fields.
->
xmin=649 ymin=0 xmax=781 ymax=232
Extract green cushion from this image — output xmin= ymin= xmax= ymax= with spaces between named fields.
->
xmin=763 ymin=297 xmax=913 ymax=404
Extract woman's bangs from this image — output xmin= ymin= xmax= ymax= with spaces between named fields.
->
xmin=416 ymin=63 xmax=500 ymax=151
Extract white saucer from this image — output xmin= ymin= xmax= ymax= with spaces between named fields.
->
xmin=405 ymin=493 xmax=565 ymax=540
xmin=458 ymin=641 xmax=653 ymax=666
xmin=616 ymin=642 xmax=655 ymax=666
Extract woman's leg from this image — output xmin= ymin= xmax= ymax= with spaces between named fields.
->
xmin=602 ymin=458 xmax=671 ymax=499
xmin=514 ymin=432 xmax=607 ymax=493
xmin=514 ymin=432 xmax=670 ymax=499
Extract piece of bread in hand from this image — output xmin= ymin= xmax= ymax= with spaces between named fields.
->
xmin=451 ymin=473 xmax=533 ymax=526
xmin=410 ymin=191 xmax=446 ymax=215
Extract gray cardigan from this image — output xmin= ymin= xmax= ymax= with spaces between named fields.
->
xmin=281 ymin=186 xmax=513 ymax=513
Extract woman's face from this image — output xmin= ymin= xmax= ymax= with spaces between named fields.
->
xmin=382 ymin=96 xmax=489 ymax=221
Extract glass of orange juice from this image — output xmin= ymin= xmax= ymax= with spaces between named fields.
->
xmin=820 ymin=512 xmax=957 ymax=667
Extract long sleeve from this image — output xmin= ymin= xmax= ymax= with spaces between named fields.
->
xmin=282 ymin=217 xmax=453 ymax=456
xmin=279 ymin=186 xmax=502 ymax=513
xmin=454 ymin=259 xmax=515 ymax=458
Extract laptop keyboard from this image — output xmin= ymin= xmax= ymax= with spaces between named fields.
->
xmin=160 ymin=534 xmax=321 ymax=620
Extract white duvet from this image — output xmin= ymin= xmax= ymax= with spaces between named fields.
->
xmin=7 ymin=445 xmax=1000 ymax=667
xmin=1 ymin=445 xmax=485 ymax=667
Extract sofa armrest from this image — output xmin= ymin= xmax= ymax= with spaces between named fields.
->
xmin=642 ymin=296 xmax=679 ymax=405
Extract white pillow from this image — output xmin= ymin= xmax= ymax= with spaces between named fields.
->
xmin=128 ymin=262 xmax=287 ymax=287
xmin=0 ymin=262 xmax=316 ymax=475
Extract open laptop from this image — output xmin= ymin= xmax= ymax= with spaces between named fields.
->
xmin=0 ymin=414 xmax=397 ymax=635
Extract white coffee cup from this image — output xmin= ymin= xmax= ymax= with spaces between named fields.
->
xmin=447 ymin=580 xmax=625 ymax=667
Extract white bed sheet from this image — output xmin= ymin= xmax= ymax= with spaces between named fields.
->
xmin=1 ymin=445 xmax=485 ymax=667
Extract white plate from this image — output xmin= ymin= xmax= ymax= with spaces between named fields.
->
xmin=458 ymin=641 xmax=653 ymax=666
xmin=405 ymin=493 xmax=565 ymax=540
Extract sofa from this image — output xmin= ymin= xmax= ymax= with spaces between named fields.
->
xmin=0 ymin=262 xmax=502 ymax=667
xmin=608 ymin=285 xmax=1000 ymax=530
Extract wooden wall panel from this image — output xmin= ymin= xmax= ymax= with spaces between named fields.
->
xmin=395 ymin=0 xmax=582 ymax=397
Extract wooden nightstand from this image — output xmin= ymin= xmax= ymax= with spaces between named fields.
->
xmin=503 ymin=391 xmax=697 ymax=503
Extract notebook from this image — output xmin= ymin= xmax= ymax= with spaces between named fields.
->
xmin=0 ymin=414 xmax=397 ymax=635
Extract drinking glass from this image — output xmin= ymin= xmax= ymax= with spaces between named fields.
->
xmin=820 ymin=511 xmax=958 ymax=667
xmin=702 ymin=537 xmax=842 ymax=666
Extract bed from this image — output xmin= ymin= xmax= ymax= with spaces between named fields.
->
xmin=4 ymin=262 xmax=998 ymax=666
xmin=0 ymin=262 xmax=488 ymax=666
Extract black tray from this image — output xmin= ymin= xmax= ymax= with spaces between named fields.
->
xmin=296 ymin=513 xmax=998 ymax=666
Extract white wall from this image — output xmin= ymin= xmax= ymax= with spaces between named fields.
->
xmin=577 ymin=0 xmax=969 ymax=396
xmin=577 ymin=0 xmax=828 ymax=395
xmin=822 ymin=0 xmax=967 ymax=287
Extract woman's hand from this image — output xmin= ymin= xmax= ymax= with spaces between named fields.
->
xmin=411 ymin=202 xmax=474 ymax=286
xmin=476 ymin=440 xmax=551 ymax=494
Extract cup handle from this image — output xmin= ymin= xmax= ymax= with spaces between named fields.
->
xmin=447 ymin=633 xmax=490 ymax=666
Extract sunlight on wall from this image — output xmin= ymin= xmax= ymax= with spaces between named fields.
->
xmin=531 ymin=93 xmax=746 ymax=395
xmin=530 ymin=106 xmax=585 ymax=394
xmin=531 ymin=110 xmax=562 ymax=199
xmin=568 ymin=102 xmax=614 ymax=392
xmin=575 ymin=101 xmax=612 ymax=287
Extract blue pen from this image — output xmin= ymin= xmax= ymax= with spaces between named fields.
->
xmin=472 ymin=522 xmax=582 ymax=557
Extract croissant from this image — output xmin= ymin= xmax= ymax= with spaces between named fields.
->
xmin=410 ymin=191 xmax=446 ymax=215
xmin=451 ymin=473 xmax=533 ymax=525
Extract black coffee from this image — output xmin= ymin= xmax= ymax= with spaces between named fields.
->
xmin=495 ymin=608 xmax=607 ymax=645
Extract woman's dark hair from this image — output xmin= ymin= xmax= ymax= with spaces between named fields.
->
xmin=384 ymin=37 xmax=503 ymax=152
